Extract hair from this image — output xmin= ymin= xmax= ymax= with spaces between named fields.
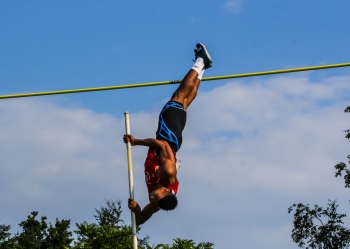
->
xmin=158 ymin=194 xmax=178 ymax=211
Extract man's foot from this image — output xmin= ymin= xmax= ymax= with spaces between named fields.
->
xmin=194 ymin=43 xmax=213 ymax=69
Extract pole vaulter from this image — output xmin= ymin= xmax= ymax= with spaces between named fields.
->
xmin=122 ymin=43 xmax=212 ymax=224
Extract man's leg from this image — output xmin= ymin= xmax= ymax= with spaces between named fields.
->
xmin=171 ymin=43 xmax=212 ymax=111
xmin=171 ymin=69 xmax=201 ymax=111
xmin=155 ymin=43 xmax=212 ymax=152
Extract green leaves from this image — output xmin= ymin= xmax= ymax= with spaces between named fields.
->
xmin=0 ymin=212 xmax=73 ymax=249
xmin=1 ymin=200 xmax=213 ymax=249
xmin=289 ymin=200 xmax=350 ymax=248
xmin=74 ymin=199 xmax=149 ymax=249
xmin=335 ymin=162 xmax=350 ymax=188
xmin=73 ymin=222 xmax=136 ymax=249
xmin=93 ymin=199 xmax=124 ymax=227
xmin=146 ymin=238 xmax=214 ymax=249
xmin=44 ymin=219 xmax=73 ymax=249
xmin=288 ymin=106 xmax=350 ymax=248
xmin=0 ymin=223 xmax=13 ymax=248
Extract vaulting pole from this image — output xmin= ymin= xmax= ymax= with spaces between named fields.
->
xmin=0 ymin=62 xmax=349 ymax=99
xmin=124 ymin=112 xmax=138 ymax=249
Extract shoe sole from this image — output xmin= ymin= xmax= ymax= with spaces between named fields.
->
xmin=197 ymin=43 xmax=212 ymax=68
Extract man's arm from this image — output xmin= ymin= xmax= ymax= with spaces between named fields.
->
xmin=128 ymin=198 xmax=159 ymax=225
xmin=123 ymin=134 xmax=177 ymax=180
xmin=123 ymin=134 xmax=166 ymax=149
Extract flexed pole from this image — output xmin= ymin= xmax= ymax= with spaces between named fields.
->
xmin=124 ymin=112 xmax=138 ymax=249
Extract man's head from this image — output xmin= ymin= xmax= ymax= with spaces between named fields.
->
xmin=158 ymin=194 xmax=178 ymax=211
xmin=150 ymin=187 xmax=178 ymax=211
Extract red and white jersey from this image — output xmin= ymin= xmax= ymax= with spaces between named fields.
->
xmin=144 ymin=147 xmax=179 ymax=195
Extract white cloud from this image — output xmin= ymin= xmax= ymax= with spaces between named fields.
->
xmin=1 ymin=74 xmax=350 ymax=248
xmin=224 ymin=0 xmax=243 ymax=13
xmin=0 ymin=99 xmax=130 ymax=224
xmin=182 ymin=76 xmax=350 ymax=194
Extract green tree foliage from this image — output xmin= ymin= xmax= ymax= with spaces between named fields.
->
xmin=93 ymin=199 xmax=124 ymax=227
xmin=288 ymin=200 xmax=350 ymax=248
xmin=0 ymin=223 xmax=14 ymax=248
xmin=0 ymin=211 xmax=72 ymax=249
xmin=0 ymin=224 xmax=11 ymax=242
xmin=146 ymin=238 xmax=214 ymax=249
xmin=334 ymin=106 xmax=350 ymax=189
xmin=73 ymin=199 xmax=149 ymax=249
xmin=73 ymin=221 xmax=138 ymax=249
xmin=15 ymin=211 xmax=48 ymax=248
xmin=288 ymin=106 xmax=350 ymax=248
xmin=1 ymin=200 xmax=214 ymax=248
xmin=44 ymin=218 xmax=73 ymax=249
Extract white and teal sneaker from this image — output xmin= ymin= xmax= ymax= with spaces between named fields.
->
xmin=194 ymin=43 xmax=213 ymax=69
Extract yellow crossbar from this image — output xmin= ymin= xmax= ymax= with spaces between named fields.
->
xmin=1 ymin=62 xmax=350 ymax=100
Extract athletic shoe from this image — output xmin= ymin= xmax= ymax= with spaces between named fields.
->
xmin=194 ymin=43 xmax=213 ymax=69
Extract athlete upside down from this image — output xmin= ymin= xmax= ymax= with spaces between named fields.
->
xmin=123 ymin=43 xmax=212 ymax=225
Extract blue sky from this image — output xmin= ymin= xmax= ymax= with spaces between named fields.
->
xmin=1 ymin=1 xmax=350 ymax=248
